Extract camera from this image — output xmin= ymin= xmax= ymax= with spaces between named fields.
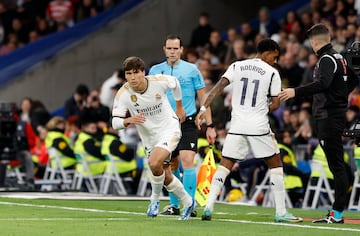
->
xmin=342 ymin=41 xmax=360 ymax=71
xmin=343 ymin=119 xmax=360 ymax=145
xmin=0 ymin=102 xmax=19 ymax=161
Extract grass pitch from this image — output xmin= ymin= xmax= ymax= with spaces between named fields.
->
xmin=0 ymin=194 xmax=359 ymax=236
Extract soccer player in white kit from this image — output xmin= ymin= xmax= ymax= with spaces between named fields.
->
xmin=195 ymin=39 xmax=302 ymax=223
xmin=112 ymin=56 xmax=195 ymax=220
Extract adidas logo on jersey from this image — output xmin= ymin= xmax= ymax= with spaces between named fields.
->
xmin=215 ymin=178 xmax=224 ymax=183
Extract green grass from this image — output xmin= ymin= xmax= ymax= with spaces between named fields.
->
xmin=0 ymin=197 xmax=359 ymax=236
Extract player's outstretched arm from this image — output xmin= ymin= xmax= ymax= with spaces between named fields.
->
xmin=195 ymin=77 xmax=229 ymax=129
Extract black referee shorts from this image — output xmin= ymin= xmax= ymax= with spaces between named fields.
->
xmin=171 ymin=115 xmax=198 ymax=158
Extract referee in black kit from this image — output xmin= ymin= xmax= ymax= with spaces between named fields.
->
xmin=279 ymin=23 xmax=358 ymax=224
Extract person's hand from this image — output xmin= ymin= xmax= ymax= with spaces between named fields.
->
xmin=195 ymin=110 xmax=205 ymax=130
xmin=175 ymin=106 xmax=186 ymax=123
xmin=278 ymin=88 xmax=295 ymax=101
xmin=206 ymin=127 xmax=216 ymax=145
xmin=126 ymin=113 xmax=146 ymax=126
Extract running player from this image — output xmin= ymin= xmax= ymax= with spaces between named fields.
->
xmin=112 ymin=56 xmax=195 ymax=220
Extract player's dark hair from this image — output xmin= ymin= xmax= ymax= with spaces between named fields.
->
xmin=306 ymin=23 xmax=329 ymax=38
xmin=123 ymin=56 xmax=145 ymax=71
xmin=164 ymin=34 xmax=183 ymax=47
xmin=256 ymin=38 xmax=280 ymax=53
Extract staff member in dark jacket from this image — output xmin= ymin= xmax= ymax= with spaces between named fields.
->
xmin=279 ymin=23 xmax=358 ymax=224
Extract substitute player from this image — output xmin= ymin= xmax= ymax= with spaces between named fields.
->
xmin=196 ymin=39 xmax=303 ymax=223
xmin=112 ymin=56 xmax=195 ymax=220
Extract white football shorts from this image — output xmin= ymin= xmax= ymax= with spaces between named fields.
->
xmin=222 ymin=132 xmax=279 ymax=160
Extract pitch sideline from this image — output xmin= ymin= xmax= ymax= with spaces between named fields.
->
xmin=0 ymin=201 xmax=358 ymax=232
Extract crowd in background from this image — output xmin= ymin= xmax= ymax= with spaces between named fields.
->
xmin=1 ymin=0 xmax=360 ymax=205
xmin=0 ymin=0 xmax=126 ymax=56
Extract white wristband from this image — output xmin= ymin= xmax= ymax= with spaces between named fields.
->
xmin=200 ymin=105 xmax=207 ymax=112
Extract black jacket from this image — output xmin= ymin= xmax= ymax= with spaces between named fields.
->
xmin=295 ymin=44 xmax=358 ymax=120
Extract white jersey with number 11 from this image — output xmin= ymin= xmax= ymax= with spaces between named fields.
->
xmin=223 ymin=58 xmax=281 ymax=135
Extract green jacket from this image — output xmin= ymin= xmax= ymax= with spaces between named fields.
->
xmin=74 ymin=132 xmax=106 ymax=176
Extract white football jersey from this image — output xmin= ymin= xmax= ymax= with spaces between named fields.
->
xmin=112 ymin=75 xmax=181 ymax=149
xmin=222 ymin=58 xmax=281 ymax=135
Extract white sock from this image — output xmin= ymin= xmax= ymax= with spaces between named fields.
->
xmin=165 ymin=175 xmax=192 ymax=207
xmin=270 ymin=167 xmax=286 ymax=216
xmin=206 ymin=165 xmax=230 ymax=211
xmin=150 ymin=171 xmax=165 ymax=201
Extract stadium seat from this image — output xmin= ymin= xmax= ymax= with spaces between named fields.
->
xmin=302 ymin=161 xmax=334 ymax=209
xmin=136 ymin=158 xmax=151 ymax=196
xmin=250 ymin=170 xmax=293 ymax=208
xmin=219 ymin=179 xmax=247 ymax=202
xmin=72 ymin=153 xmax=103 ymax=193
xmin=348 ymin=157 xmax=360 ymax=210
xmin=36 ymin=148 xmax=75 ymax=191
xmin=99 ymin=154 xmax=127 ymax=195
xmin=5 ymin=161 xmax=26 ymax=186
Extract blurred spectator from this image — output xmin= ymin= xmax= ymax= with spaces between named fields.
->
xmin=282 ymin=108 xmax=300 ymax=138
xmin=309 ymin=0 xmax=324 ymax=13
xmin=19 ymin=97 xmax=33 ymax=123
xmin=346 ymin=8 xmax=358 ymax=24
xmin=30 ymin=125 xmax=49 ymax=179
xmin=64 ymin=83 xmax=89 ymax=119
xmin=0 ymin=2 xmax=17 ymax=44
xmin=46 ymin=0 xmax=75 ymax=28
xmin=183 ymin=47 xmax=201 ymax=66
xmin=300 ymin=11 xmax=313 ymax=32
xmin=280 ymin=52 xmax=305 ymax=88
xmin=205 ymin=29 xmax=228 ymax=63
xmin=188 ymin=12 xmax=213 ymax=50
xmin=35 ymin=17 xmax=53 ymax=36
xmin=77 ymin=0 xmax=98 ymax=22
xmin=0 ymin=35 xmax=17 ymax=55
xmin=74 ymin=119 xmax=107 ymax=177
xmin=293 ymin=107 xmax=313 ymax=145
xmin=240 ymin=22 xmax=256 ymax=45
xmin=203 ymin=77 xmax=228 ymax=125
xmin=80 ymin=89 xmax=111 ymax=124
xmin=45 ymin=116 xmax=77 ymax=170
xmin=345 ymin=23 xmax=357 ymax=49
xmin=99 ymin=0 xmax=116 ymax=11
xmin=99 ymin=69 xmax=125 ymax=110
xmin=28 ymin=30 xmax=39 ymax=43
xmin=332 ymin=27 xmax=346 ymax=53
xmin=225 ymin=27 xmax=239 ymax=45
xmin=224 ymin=38 xmax=248 ymax=66
xmin=345 ymin=105 xmax=360 ymax=129
xmin=10 ymin=17 xmax=29 ymax=45
xmin=201 ymin=48 xmax=223 ymax=83
xmin=282 ymin=10 xmax=300 ymax=34
xmin=297 ymin=45 xmax=311 ymax=68
xmin=255 ymin=6 xmax=280 ymax=37
xmin=29 ymin=100 xmax=51 ymax=135
xmin=65 ymin=115 xmax=81 ymax=145
xmin=322 ymin=0 xmax=337 ymax=24
xmin=301 ymin=52 xmax=317 ymax=86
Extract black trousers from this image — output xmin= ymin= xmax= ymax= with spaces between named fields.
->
xmin=316 ymin=116 xmax=349 ymax=212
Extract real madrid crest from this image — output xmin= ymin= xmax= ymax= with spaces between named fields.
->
xmin=155 ymin=93 xmax=161 ymax=100
xmin=130 ymin=95 xmax=137 ymax=103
